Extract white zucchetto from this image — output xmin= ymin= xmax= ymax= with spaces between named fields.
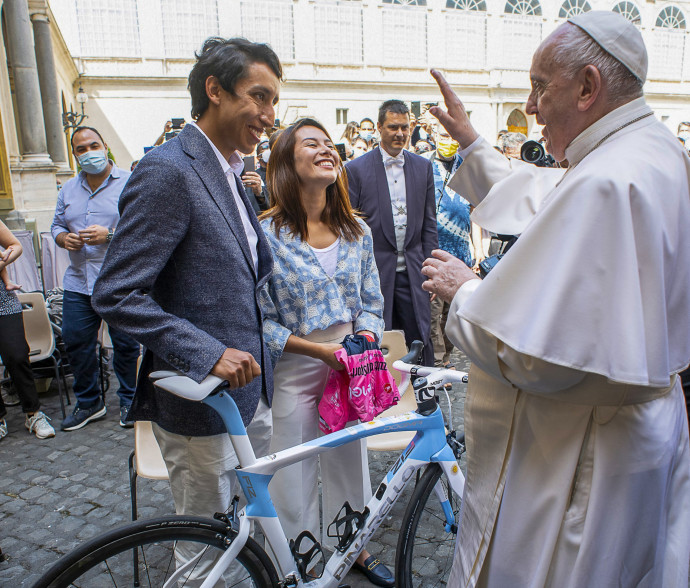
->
xmin=568 ymin=10 xmax=648 ymax=84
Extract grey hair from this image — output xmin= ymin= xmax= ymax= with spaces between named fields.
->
xmin=551 ymin=23 xmax=643 ymax=103
xmin=499 ymin=132 xmax=527 ymax=153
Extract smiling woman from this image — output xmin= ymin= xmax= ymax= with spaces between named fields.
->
xmin=258 ymin=120 xmax=394 ymax=585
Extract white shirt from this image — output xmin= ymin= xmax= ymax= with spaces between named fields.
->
xmin=379 ymin=146 xmax=407 ymax=272
xmin=310 ymin=237 xmax=340 ymax=278
xmin=188 ymin=122 xmax=259 ymax=275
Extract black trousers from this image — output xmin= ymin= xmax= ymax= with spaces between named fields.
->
xmin=0 ymin=312 xmax=40 ymax=418
xmin=391 ymin=270 xmax=435 ymax=366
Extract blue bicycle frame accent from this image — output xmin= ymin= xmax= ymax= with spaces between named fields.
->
xmin=236 ymin=472 xmax=276 ymax=518
xmin=203 ymin=390 xmax=249 ymax=436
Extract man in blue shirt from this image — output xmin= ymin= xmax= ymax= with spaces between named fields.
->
xmin=51 ymin=126 xmax=139 ymax=431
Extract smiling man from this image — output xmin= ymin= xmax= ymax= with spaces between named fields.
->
xmin=422 ymin=11 xmax=690 ymax=587
xmin=346 ymin=100 xmax=437 ymax=365
xmin=92 ymin=38 xmax=281 ymax=578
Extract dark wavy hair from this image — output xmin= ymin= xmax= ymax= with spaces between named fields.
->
xmin=261 ymin=118 xmax=363 ymax=243
xmin=188 ymin=37 xmax=282 ymax=120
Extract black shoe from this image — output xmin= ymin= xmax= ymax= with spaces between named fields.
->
xmin=352 ymin=555 xmax=395 ymax=587
xmin=61 ymin=400 xmax=106 ymax=431
xmin=119 ymin=404 xmax=134 ymax=428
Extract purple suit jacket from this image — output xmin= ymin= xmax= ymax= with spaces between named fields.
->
xmin=345 ymin=148 xmax=438 ymax=339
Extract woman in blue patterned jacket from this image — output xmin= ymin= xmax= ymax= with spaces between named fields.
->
xmin=259 ymin=118 xmax=393 ymax=586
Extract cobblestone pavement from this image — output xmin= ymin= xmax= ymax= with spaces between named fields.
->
xmin=0 ymin=352 xmax=470 ymax=586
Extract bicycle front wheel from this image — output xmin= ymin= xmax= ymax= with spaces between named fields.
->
xmin=34 ymin=515 xmax=279 ymax=588
xmin=395 ymin=463 xmax=462 ymax=587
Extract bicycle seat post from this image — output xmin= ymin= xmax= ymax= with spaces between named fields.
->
xmin=203 ymin=390 xmax=258 ymax=468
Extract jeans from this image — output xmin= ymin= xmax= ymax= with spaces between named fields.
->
xmin=62 ymin=290 xmax=139 ymax=408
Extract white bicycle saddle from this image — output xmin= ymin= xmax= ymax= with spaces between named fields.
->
xmin=152 ymin=373 xmax=225 ymax=402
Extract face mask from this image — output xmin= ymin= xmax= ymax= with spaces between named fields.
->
xmin=353 ymin=148 xmax=366 ymax=158
xmin=436 ymin=139 xmax=459 ymax=159
xmin=360 ymin=131 xmax=374 ymax=142
xmin=261 ymin=149 xmax=270 ymax=164
xmin=78 ymin=150 xmax=108 ymax=174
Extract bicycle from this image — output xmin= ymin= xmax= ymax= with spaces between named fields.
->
xmin=35 ymin=341 xmax=468 ymax=588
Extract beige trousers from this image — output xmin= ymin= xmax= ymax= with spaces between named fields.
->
xmin=153 ymin=396 xmax=272 ymax=586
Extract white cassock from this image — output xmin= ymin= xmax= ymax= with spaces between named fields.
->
xmin=445 ymin=97 xmax=690 ymax=588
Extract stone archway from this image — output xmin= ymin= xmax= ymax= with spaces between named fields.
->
xmin=506 ymin=108 xmax=528 ymax=135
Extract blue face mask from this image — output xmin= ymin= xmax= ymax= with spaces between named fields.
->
xmin=360 ymin=131 xmax=374 ymax=142
xmin=78 ymin=150 xmax=108 ymax=174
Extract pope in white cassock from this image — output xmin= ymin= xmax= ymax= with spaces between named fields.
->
xmin=422 ymin=11 xmax=690 ymax=588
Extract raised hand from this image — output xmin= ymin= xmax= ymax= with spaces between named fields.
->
xmin=429 ymin=69 xmax=479 ymax=149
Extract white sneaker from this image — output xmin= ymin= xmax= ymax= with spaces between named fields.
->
xmin=25 ymin=411 xmax=56 ymax=439
xmin=0 ymin=419 xmax=7 ymax=440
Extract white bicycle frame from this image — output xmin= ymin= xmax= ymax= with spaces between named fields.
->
xmin=153 ymin=361 xmax=466 ymax=588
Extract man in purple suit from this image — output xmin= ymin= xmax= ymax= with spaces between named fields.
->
xmin=346 ymin=100 xmax=438 ymax=365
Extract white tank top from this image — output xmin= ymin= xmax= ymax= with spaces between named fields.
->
xmin=310 ymin=237 xmax=340 ymax=277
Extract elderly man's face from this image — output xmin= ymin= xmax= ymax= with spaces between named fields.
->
xmin=525 ymin=28 xmax=580 ymax=162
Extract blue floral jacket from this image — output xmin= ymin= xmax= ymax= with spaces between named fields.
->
xmin=259 ymin=217 xmax=385 ymax=367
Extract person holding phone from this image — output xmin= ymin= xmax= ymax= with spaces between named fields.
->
xmin=242 ymin=152 xmax=269 ymax=213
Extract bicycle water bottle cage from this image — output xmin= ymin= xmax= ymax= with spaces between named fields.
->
xmin=413 ymin=378 xmax=437 ymax=416
xmin=327 ymin=501 xmax=370 ymax=553
xmin=289 ymin=530 xmax=325 ymax=580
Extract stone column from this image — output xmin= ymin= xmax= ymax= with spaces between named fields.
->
xmin=3 ymin=0 xmax=51 ymax=164
xmin=31 ymin=12 xmax=68 ymax=167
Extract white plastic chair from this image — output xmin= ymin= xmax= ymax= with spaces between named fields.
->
xmin=128 ymin=420 xmax=169 ymax=520
xmin=367 ymin=330 xmax=420 ymax=452
xmin=16 ymin=292 xmax=70 ymax=418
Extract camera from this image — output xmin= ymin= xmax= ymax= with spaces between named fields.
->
xmin=520 ymin=140 xmax=556 ymax=168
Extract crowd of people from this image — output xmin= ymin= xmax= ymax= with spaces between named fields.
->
xmin=0 ymin=9 xmax=689 ymax=588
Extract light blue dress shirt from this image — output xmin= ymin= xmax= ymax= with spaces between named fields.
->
xmin=51 ymin=163 xmax=130 ymax=295
xmin=259 ymin=217 xmax=385 ymax=367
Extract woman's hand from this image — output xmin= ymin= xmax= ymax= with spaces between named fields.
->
xmin=283 ymin=335 xmax=344 ymax=370
xmin=318 ymin=343 xmax=345 ymax=371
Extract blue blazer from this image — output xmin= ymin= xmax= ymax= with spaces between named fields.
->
xmin=92 ymin=125 xmax=274 ymax=436
xmin=345 ymin=148 xmax=437 ymax=339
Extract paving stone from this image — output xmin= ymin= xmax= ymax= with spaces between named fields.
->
xmin=17 ymin=469 xmax=40 ymax=482
xmin=19 ymin=485 xmax=48 ymax=500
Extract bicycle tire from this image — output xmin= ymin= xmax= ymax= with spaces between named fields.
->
xmin=34 ymin=515 xmax=279 ymax=588
xmin=395 ymin=463 xmax=462 ymax=587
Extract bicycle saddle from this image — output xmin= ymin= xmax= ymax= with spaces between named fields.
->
xmin=152 ymin=374 xmax=225 ymax=401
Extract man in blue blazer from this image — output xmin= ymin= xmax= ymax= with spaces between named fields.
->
xmin=346 ymin=100 xmax=438 ymax=365
xmin=92 ymin=38 xmax=281 ymax=532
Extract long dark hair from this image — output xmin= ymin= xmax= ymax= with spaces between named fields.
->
xmin=261 ymin=118 xmax=363 ymax=242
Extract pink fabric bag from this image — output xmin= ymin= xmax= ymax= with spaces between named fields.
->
xmin=319 ymin=335 xmax=400 ymax=434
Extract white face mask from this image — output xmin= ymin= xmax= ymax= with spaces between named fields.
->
xmin=261 ymin=149 xmax=270 ymax=164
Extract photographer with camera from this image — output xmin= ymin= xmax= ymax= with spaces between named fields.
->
xmin=422 ymin=11 xmax=690 ymax=587
xmin=153 ymin=118 xmax=186 ymax=147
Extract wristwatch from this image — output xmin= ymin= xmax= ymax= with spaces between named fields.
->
xmin=106 ymin=228 xmax=114 ymax=243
